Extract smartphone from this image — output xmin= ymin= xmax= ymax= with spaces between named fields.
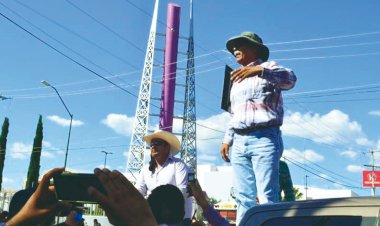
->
xmin=188 ymin=172 xmax=196 ymax=183
xmin=53 ymin=173 xmax=107 ymax=203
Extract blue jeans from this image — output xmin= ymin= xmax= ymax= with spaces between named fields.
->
xmin=231 ymin=127 xmax=282 ymax=225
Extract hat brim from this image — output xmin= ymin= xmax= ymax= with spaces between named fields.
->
xmin=226 ymin=36 xmax=269 ymax=62
xmin=144 ymin=130 xmax=181 ymax=156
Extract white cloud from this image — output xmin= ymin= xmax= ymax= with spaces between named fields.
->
xmin=346 ymin=164 xmax=363 ymax=173
xmin=47 ymin=115 xmax=84 ymax=127
xmin=369 ymin=111 xmax=380 ymax=117
xmin=10 ymin=141 xmax=58 ymax=159
xmin=101 ymin=113 xmax=134 ymax=136
xmin=282 ymin=110 xmax=366 ymax=146
xmin=196 ymin=113 xmax=230 ymax=162
xmin=340 ymin=149 xmax=358 ymax=160
xmin=3 ymin=177 xmax=14 ymax=183
xmin=10 ymin=142 xmax=31 ymax=159
xmin=283 ymin=148 xmax=324 ymax=163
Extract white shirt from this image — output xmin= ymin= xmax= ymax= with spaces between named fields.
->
xmin=135 ymin=155 xmax=193 ymax=218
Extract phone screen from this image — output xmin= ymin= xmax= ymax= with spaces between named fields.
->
xmin=188 ymin=172 xmax=195 ymax=182
xmin=53 ymin=173 xmax=107 ymax=203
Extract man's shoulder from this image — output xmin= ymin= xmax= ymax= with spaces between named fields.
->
xmin=169 ymin=156 xmax=188 ymax=167
xmin=260 ymin=60 xmax=278 ymax=67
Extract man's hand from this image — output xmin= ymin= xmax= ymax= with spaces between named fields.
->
xmin=88 ymin=168 xmax=157 ymax=226
xmin=189 ymin=179 xmax=209 ymax=210
xmin=6 ymin=168 xmax=71 ymax=226
xmin=231 ymin=65 xmax=263 ymax=83
xmin=220 ymin=143 xmax=230 ymax=162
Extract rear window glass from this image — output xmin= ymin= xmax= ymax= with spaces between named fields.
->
xmin=261 ymin=216 xmax=377 ymax=226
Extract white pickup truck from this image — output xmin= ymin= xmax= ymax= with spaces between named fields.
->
xmin=240 ymin=197 xmax=380 ymax=226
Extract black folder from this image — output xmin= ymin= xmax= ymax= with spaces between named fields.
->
xmin=221 ymin=65 xmax=233 ymax=113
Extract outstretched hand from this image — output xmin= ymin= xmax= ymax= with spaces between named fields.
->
xmin=6 ymin=168 xmax=71 ymax=226
xmin=88 ymin=168 xmax=157 ymax=226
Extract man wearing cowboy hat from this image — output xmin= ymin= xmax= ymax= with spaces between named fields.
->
xmin=220 ymin=32 xmax=297 ymax=224
xmin=135 ymin=129 xmax=192 ymax=224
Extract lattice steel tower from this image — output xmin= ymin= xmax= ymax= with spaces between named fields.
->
xmin=126 ymin=0 xmax=159 ymax=181
xmin=126 ymin=0 xmax=197 ymax=180
xmin=181 ymin=0 xmax=197 ymax=173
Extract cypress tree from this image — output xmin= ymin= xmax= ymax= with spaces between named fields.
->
xmin=25 ymin=115 xmax=43 ymax=189
xmin=0 ymin=117 xmax=9 ymax=190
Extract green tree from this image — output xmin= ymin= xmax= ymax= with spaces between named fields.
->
xmin=294 ymin=187 xmax=303 ymax=200
xmin=25 ymin=115 xmax=43 ymax=189
xmin=0 ymin=117 xmax=9 ymax=190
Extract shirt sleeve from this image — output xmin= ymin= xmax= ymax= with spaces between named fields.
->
xmin=135 ymin=166 xmax=148 ymax=196
xmin=203 ymin=205 xmax=231 ymax=226
xmin=261 ymin=61 xmax=297 ymax=91
xmin=175 ymin=161 xmax=188 ymax=194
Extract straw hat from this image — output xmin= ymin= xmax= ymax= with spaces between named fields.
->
xmin=144 ymin=130 xmax=181 ymax=156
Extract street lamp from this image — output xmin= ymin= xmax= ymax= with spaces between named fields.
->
xmin=41 ymin=80 xmax=73 ymax=169
xmin=101 ymin=150 xmax=113 ymax=168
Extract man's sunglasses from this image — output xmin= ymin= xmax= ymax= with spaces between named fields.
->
xmin=150 ymin=140 xmax=167 ymax=147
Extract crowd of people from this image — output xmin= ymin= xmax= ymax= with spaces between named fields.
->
xmin=1 ymin=31 xmax=296 ymax=226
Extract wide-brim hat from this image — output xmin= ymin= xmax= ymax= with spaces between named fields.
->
xmin=226 ymin=32 xmax=269 ymax=62
xmin=144 ymin=130 xmax=181 ymax=156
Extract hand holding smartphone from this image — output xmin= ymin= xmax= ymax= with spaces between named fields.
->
xmin=53 ymin=173 xmax=107 ymax=203
xmin=187 ymin=172 xmax=196 ymax=196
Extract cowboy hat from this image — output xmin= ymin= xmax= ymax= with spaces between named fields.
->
xmin=144 ymin=130 xmax=181 ymax=156
xmin=226 ymin=32 xmax=269 ymax=62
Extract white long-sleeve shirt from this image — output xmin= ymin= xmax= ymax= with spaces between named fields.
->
xmin=135 ymin=155 xmax=193 ymax=218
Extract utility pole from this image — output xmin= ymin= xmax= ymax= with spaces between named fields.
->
xmin=305 ymin=174 xmax=309 ymax=200
xmin=371 ymin=150 xmax=375 ymax=196
xmin=364 ymin=150 xmax=380 ymax=197
xmin=101 ymin=150 xmax=113 ymax=168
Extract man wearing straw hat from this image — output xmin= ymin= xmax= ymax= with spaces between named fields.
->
xmin=135 ymin=129 xmax=192 ymax=224
xmin=220 ymin=32 xmax=297 ymax=224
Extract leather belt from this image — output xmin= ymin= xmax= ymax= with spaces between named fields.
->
xmin=234 ymin=125 xmax=279 ymax=135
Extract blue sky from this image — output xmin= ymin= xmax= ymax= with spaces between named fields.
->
xmin=0 ymin=0 xmax=380 ymax=197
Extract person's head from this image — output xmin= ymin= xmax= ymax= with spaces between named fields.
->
xmin=0 ymin=210 xmax=8 ymax=222
xmin=8 ymin=187 xmax=37 ymax=220
xmin=65 ymin=208 xmax=83 ymax=226
xmin=226 ymin=32 xmax=269 ymax=65
xmin=144 ymin=130 xmax=181 ymax=162
xmin=147 ymin=184 xmax=185 ymax=225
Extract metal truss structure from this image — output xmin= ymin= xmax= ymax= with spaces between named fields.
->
xmin=126 ymin=0 xmax=197 ymax=181
xmin=180 ymin=0 xmax=197 ymax=173
xmin=126 ymin=0 xmax=159 ymax=181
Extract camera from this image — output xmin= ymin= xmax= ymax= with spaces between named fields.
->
xmin=53 ymin=173 xmax=107 ymax=203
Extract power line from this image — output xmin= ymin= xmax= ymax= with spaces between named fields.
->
xmin=267 ymin=31 xmax=380 ymax=46
xmin=283 ymin=156 xmax=365 ymax=190
xmin=0 ymin=10 xmax=139 ymax=99
xmin=272 ymin=41 xmax=380 ymax=53
xmin=284 ymin=149 xmax=359 ymax=186
xmin=11 ymin=0 xmax=139 ymax=70
xmin=64 ymin=0 xmax=148 ymax=57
